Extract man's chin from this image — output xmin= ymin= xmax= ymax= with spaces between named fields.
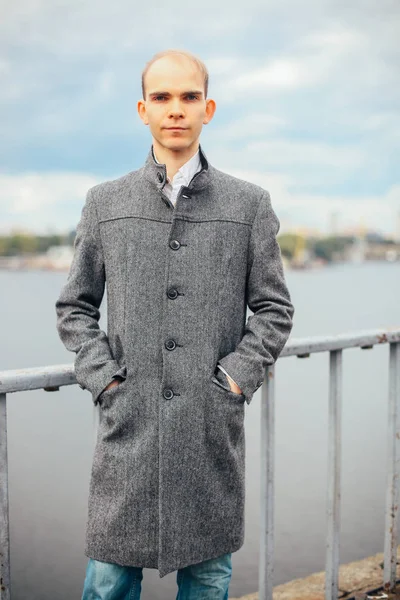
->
xmin=156 ymin=139 xmax=197 ymax=153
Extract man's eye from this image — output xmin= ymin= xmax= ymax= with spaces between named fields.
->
xmin=186 ymin=95 xmax=198 ymax=100
xmin=154 ymin=95 xmax=165 ymax=101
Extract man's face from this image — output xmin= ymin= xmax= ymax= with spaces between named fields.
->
xmin=137 ymin=56 xmax=216 ymax=154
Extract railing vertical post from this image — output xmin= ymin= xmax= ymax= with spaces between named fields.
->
xmin=325 ymin=349 xmax=343 ymax=600
xmin=0 ymin=392 xmax=11 ymax=600
xmin=383 ymin=341 xmax=400 ymax=592
xmin=259 ymin=364 xmax=275 ymax=600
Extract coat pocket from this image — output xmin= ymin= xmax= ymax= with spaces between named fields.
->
xmin=211 ymin=375 xmax=245 ymax=403
xmin=208 ymin=377 xmax=246 ymax=451
xmin=98 ymin=375 xmax=127 ymax=409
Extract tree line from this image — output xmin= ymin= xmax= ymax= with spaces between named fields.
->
xmin=0 ymin=231 xmax=394 ymax=262
xmin=0 ymin=232 xmax=75 ymax=256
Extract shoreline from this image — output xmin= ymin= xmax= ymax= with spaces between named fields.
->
xmin=230 ymin=547 xmax=400 ymax=599
xmin=0 ymin=257 xmax=399 ymax=273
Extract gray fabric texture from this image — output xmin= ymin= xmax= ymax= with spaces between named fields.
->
xmin=55 ymin=143 xmax=295 ymax=578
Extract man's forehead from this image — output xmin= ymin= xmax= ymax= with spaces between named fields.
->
xmin=146 ymin=58 xmax=203 ymax=87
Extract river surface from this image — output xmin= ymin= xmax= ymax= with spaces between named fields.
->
xmin=1 ymin=261 xmax=399 ymax=599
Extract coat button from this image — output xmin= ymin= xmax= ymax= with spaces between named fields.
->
xmin=157 ymin=172 xmax=163 ymax=183
xmin=165 ymin=339 xmax=176 ymax=351
xmin=182 ymin=193 xmax=191 ymax=199
xmin=163 ymin=388 xmax=174 ymax=400
xmin=169 ymin=239 xmax=181 ymax=250
xmin=167 ymin=288 xmax=178 ymax=299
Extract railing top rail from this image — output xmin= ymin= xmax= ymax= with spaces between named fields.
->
xmin=1 ymin=327 xmax=400 ymax=394
xmin=281 ymin=326 xmax=400 ymax=357
xmin=0 ymin=363 xmax=76 ymax=394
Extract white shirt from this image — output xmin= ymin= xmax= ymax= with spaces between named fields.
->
xmin=153 ymin=148 xmax=240 ymax=390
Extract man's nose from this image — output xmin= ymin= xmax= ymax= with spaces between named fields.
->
xmin=168 ymin=100 xmax=185 ymax=117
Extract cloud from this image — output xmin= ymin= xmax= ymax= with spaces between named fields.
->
xmin=0 ymin=171 xmax=101 ymax=234
xmin=1 ymin=167 xmax=398 ymax=238
xmin=204 ymin=132 xmax=371 ymax=190
xmin=216 ymin=164 xmax=400 ymax=236
xmin=0 ymin=0 xmax=398 ymax=235
xmin=229 ymin=59 xmax=316 ymax=92
xmin=208 ymin=114 xmax=287 ymax=140
xmin=245 ymin=139 xmax=366 ymax=171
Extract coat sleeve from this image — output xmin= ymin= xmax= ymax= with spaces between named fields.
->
xmin=55 ymin=187 xmax=126 ymax=405
xmin=217 ymin=189 xmax=295 ymax=405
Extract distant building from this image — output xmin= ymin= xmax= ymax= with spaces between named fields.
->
xmin=284 ymin=226 xmax=324 ymax=238
xmin=45 ymin=245 xmax=74 ymax=270
xmin=396 ymin=210 xmax=400 ymax=244
xmin=328 ymin=210 xmax=340 ymax=236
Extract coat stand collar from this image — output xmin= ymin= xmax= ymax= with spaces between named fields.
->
xmin=142 ymin=143 xmax=211 ymax=192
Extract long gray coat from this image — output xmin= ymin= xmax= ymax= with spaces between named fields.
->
xmin=55 ymin=144 xmax=294 ymax=578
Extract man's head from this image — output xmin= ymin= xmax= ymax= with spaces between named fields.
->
xmin=137 ymin=49 xmax=216 ymax=157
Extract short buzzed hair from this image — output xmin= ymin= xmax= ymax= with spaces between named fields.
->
xmin=141 ymin=49 xmax=209 ymax=100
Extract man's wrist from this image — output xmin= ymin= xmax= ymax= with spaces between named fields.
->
xmin=103 ymin=376 xmax=124 ymax=394
xmin=216 ymin=364 xmax=242 ymax=394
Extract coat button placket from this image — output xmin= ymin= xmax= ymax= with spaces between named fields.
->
xmin=159 ymin=215 xmax=188 ymax=569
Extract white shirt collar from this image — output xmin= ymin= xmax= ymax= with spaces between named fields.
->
xmin=153 ymin=148 xmax=202 ymax=185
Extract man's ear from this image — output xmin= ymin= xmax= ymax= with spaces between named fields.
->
xmin=137 ymin=100 xmax=149 ymax=125
xmin=203 ymin=98 xmax=216 ymax=125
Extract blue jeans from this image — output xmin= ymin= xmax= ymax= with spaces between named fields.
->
xmin=81 ymin=552 xmax=232 ymax=599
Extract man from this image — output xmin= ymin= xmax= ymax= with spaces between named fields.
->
xmin=55 ymin=48 xmax=294 ymax=600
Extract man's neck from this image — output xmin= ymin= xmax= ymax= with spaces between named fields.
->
xmin=153 ymin=141 xmax=200 ymax=181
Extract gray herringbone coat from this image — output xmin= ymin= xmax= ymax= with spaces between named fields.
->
xmin=55 ymin=144 xmax=294 ymax=578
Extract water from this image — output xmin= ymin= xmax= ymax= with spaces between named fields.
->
xmin=1 ymin=261 xmax=399 ymax=599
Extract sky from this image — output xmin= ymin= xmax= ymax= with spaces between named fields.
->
xmin=1 ymin=0 xmax=399 ymax=237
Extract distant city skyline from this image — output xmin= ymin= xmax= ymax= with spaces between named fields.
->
xmin=1 ymin=1 xmax=398 ymax=237
xmin=3 ymin=217 xmax=400 ymax=242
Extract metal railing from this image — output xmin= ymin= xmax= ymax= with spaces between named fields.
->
xmin=259 ymin=328 xmax=400 ymax=600
xmin=0 ymin=327 xmax=399 ymax=600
